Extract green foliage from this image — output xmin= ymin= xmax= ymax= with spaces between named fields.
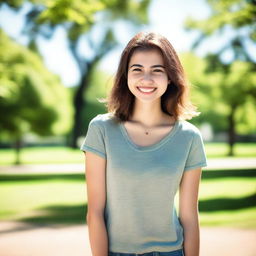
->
xmin=184 ymin=0 xmax=256 ymax=78
xmin=183 ymin=0 xmax=256 ymax=154
xmin=84 ymin=66 xmax=113 ymax=102
xmin=78 ymin=67 xmax=113 ymax=134
xmin=37 ymin=0 xmax=104 ymax=25
xmin=185 ymin=0 xmax=256 ymax=40
xmin=1 ymin=0 xmax=151 ymax=148
xmin=181 ymin=52 xmax=256 ymax=134
xmin=0 ymin=29 xmax=73 ymax=141
xmin=4 ymin=0 xmax=150 ymax=42
xmin=100 ymin=0 xmax=150 ymax=24
xmin=79 ymin=101 xmax=107 ymax=136
xmin=0 ymin=0 xmax=24 ymax=9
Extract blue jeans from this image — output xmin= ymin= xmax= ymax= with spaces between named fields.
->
xmin=108 ymin=249 xmax=184 ymax=256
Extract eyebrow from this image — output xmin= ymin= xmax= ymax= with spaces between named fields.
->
xmin=129 ymin=64 xmax=165 ymax=69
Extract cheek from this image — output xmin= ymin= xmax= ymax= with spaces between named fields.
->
xmin=160 ymin=73 xmax=169 ymax=81
xmin=127 ymin=73 xmax=138 ymax=86
xmin=157 ymin=77 xmax=169 ymax=93
xmin=127 ymin=75 xmax=135 ymax=92
xmin=157 ymin=75 xmax=169 ymax=85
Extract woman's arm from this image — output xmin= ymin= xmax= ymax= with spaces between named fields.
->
xmin=179 ymin=167 xmax=202 ymax=256
xmin=85 ymin=151 xmax=108 ymax=256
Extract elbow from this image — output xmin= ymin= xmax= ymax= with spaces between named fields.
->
xmin=179 ymin=212 xmax=199 ymax=230
xmin=179 ymin=207 xmax=199 ymax=225
xmin=86 ymin=210 xmax=105 ymax=223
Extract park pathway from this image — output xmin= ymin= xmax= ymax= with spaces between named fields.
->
xmin=0 ymin=221 xmax=255 ymax=256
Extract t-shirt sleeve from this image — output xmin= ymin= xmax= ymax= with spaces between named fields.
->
xmin=80 ymin=119 xmax=106 ymax=159
xmin=184 ymin=130 xmax=207 ymax=171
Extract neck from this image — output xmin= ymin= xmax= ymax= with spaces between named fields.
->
xmin=130 ymin=100 xmax=172 ymax=128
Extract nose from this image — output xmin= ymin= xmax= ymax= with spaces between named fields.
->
xmin=142 ymin=72 xmax=153 ymax=82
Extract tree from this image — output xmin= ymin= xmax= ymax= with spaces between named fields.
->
xmin=0 ymin=29 xmax=72 ymax=164
xmin=0 ymin=0 xmax=151 ymax=147
xmin=185 ymin=0 xmax=256 ymax=63
xmin=184 ymin=0 xmax=256 ymax=155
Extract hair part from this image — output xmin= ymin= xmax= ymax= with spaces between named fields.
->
xmin=104 ymin=31 xmax=200 ymax=122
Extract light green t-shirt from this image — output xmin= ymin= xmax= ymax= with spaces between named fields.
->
xmin=80 ymin=113 xmax=207 ymax=254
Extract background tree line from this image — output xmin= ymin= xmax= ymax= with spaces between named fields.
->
xmin=0 ymin=0 xmax=255 ymax=164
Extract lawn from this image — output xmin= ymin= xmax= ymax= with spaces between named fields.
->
xmin=0 ymin=146 xmax=84 ymax=165
xmin=0 ymin=169 xmax=255 ymax=229
xmin=0 ymin=174 xmax=87 ymax=225
xmin=0 ymin=143 xmax=255 ymax=165
xmin=199 ymin=169 xmax=256 ymax=229
xmin=0 ymin=144 xmax=255 ymax=228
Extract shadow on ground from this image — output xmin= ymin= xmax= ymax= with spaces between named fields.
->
xmin=202 ymin=168 xmax=256 ymax=179
xmin=21 ymin=204 xmax=88 ymax=225
xmin=199 ymin=193 xmax=256 ymax=212
xmin=0 ymin=173 xmax=84 ymax=182
xmin=0 ymin=204 xmax=88 ymax=234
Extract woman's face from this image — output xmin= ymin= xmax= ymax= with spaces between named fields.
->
xmin=127 ymin=48 xmax=169 ymax=104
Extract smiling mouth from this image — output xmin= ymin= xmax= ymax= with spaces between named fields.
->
xmin=137 ymin=87 xmax=157 ymax=93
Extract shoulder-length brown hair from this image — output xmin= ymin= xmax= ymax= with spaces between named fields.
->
xmin=105 ymin=31 xmax=199 ymax=122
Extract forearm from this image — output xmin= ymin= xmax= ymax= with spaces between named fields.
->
xmin=181 ymin=213 xmax=200 ymax=256
xmin=87 ymin=213 xmax=109 ymax=256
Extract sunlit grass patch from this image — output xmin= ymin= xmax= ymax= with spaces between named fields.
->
xmin=0 ymin=168 xmax=255 ymax=228
xmin=0 ymin=175 xmax=86 ymax=223
xmin=199 ymin=207 xmax=256 ymax=229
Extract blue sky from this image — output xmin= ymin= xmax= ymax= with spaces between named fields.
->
xmin=0 ymin=0 xmax=243 ymax=87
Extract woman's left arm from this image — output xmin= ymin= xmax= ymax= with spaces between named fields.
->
xmin=179 ymin=167 xmax=202 ymax=256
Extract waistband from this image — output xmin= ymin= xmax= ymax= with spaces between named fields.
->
xmin=108 ymin=248 xmax=184 ymax=256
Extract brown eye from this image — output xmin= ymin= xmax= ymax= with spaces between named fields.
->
xmin=153 ymin=69 xmax=164 ymax=73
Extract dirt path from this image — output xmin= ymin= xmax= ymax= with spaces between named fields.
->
xmin=0 ymin=222 xmax=255 ymax=256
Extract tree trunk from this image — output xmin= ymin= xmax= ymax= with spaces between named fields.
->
xmin=14 ymin=137 xmax=22 ymax=165
xmin=69 ymin=31 xmax=117 ymax=148
xmin=227 ymin=107 xmax=237 ymax=156
xmin=70 ymin=71 xmax=89 ymax=148
xmin=70 ymin=60 xmax=97 ymax=148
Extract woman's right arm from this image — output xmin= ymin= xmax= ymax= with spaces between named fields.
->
xmin=85 ymin=151 xmax=108 ymax=256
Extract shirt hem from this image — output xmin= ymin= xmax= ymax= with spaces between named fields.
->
xmin=184 ymin=162 xmax=207 ymax=171
xmin=80 ymin=145 xmax=106 ymax=159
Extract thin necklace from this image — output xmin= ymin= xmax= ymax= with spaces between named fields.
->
xmin=129 ymin=120 xmax=153 ymax=135
xmin=129 ymin=120 xmax=174 ymax=135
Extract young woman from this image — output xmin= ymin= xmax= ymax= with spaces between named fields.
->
xmin=81 ymin=32 xmax=207 ymax=256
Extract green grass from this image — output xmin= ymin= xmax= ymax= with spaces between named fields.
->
xmin=0 ymin=169 xmax=255 ymax=229
xmin=0 ymin=146 xmax=84 ymax=165
xmin=0 ymin=174 xmax=87 ymax=224
xmin=198 ymin=169 xmax=256 ymax=229
xmin=205 ymin=142 xmax=256 ymax=158
xmin=200 ymin=208 xmax=256 ymax=228
xmin=0 ymin=143 xmax=255 ymax=165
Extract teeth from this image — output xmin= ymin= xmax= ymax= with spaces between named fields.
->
xmin=137 ymin=87 xmax=156 ymax=93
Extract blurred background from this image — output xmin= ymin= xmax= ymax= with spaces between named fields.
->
xmin=0 ymin=0 xmax=255 ymax=255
